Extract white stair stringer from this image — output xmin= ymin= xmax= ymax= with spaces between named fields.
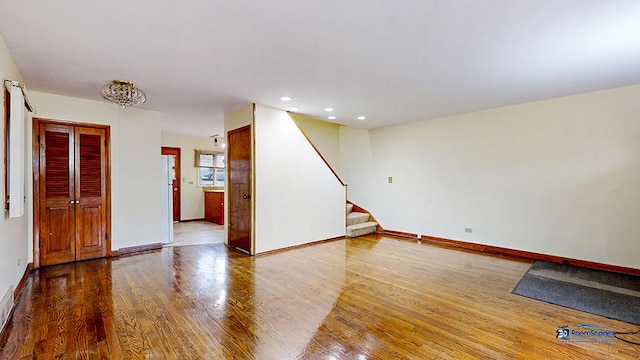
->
xmin=346 ymin=221 xmax=378 ymax=238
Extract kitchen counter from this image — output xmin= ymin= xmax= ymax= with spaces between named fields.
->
xmin=203 ymin=186 xmax=224 ymax=192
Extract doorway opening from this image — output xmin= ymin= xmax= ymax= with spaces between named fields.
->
xmin=161 ymin=146 xmax=225 ymax=248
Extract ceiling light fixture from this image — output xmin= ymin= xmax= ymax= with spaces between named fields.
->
xmin=210 ymin=134 xmax=226 ymax=148
xmin=324 ymin=107 xmax=334 ymax=112
xmin=357 ymin=116 xmax=366 ymax=120
xmin=328 ymin=116 xmax=336 ymax=120
xmin=280 ymin=96 xmax=293 ymax=101
xmin=100 ymin=80 xmax=146 ymax=109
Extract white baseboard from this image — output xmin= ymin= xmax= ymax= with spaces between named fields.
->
xmin=0 ymin=285 xmax=14 ymax=333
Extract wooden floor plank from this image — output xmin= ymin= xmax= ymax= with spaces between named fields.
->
xmin=1 ymin=235 xmax=639 ymax=359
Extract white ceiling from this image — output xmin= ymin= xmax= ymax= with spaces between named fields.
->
xmin=1 ymin=1 xmax=640 ymax=137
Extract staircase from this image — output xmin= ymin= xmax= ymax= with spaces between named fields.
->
xmin=346 ymin=203 xmax=378 ymax=237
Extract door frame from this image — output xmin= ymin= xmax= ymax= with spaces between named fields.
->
xmin=161 ymin=146 xmax=181 ymax=222
xmin=32 ymin=118 xmax=112 ymax=269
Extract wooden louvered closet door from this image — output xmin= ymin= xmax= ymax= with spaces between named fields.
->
xmin=37 ymin=121 xmax=109 ymax=267
xmin=74 ymin=127 xmax=108 ymax=261
xmin=39 ymin=124 xmax=76 ymax=266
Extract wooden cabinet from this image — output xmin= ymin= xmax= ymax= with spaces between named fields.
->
xmin=204 ymin=191 xmax=224 ymax=224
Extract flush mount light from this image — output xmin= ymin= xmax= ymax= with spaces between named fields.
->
xmin=357 ymin=116 xmax=366 ymax=120
xmin=280 ymin=96 xmax=293 ymax=102
xmin=324 ymin=107 xmax=334 ymax=112
xmin=100 ymin=80 xmax=146 ymax=109
xmin=288 ymin=107 xmax=299 ymax=112
xmin=328 ymin=116 xmax=336 ymax=120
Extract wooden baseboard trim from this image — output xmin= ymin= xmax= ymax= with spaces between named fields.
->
xmin=180 ymin=218 xmax=205 ymax=223
xmin=255 ymin=236 xmax=345 ymax=257
xmin=115 ymin=243 xmax=163 ymax=257
xmin=378 ymin=229 xmax=419 ymax=239
xmin=13 ymin=262 xmax=33 ymax=299
xmin=418 ymin=234 xmax=640 ymax=276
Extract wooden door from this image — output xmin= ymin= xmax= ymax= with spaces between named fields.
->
xmin=161 ymin=147 xmax=181 ymax=222
xmin=205 ymin=192 xmax=224 ymax=225
xmin=38 ymin=124 xmax=76 ymax=266
xmin=74 ymin=127 xmax=108 ymax=261
xmin=35 ymin=119 xmax=111 ymax=267
xmin=227 ymin=125 xmax=252 ymax=254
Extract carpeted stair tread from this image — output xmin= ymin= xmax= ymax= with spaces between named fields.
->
xmin=347 ymin=212 xmax=370 ymax=226
xmin=346 ymin=221 xmax=378 ymax=237
xmin=346 ymin=203 xmax=353 ymax=214
xmin=346 ymin=221 xmax=378 ymax=230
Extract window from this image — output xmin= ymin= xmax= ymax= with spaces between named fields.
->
xmin=198 ymin=167 xmax=225 ymax=186
xmin=195 ymin=150 xmax=225 ymax=186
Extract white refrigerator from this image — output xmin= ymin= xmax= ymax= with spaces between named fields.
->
xmin=160 ymin=155 xmax=174 ymax=244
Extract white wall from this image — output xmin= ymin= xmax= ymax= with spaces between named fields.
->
xmin=118 ymin=110 xmax=163 ymax=247
xmin=290 ymin=113 xmax=342 ymax=175
xmin=224 ymin=104 xmax=254 ymax=135
xmin=339 ymin=126 xmax=377 ymax=201
xmin=0 ymin=33 xmax=29 ymax=304
xmin=340 ymin=84 xmax=640 ymax=269
xmin=161 ymin=133 xmax=219 ymax=220
xmin=254 ymin=105 xmax=345 ymax=254
xmin=28 ymin=91 xmax=162 ymax=250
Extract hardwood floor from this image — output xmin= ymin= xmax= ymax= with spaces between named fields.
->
xmin=1 ymin=235 xmax=638 ymax=359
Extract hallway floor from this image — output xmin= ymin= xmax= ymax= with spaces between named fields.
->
xmin=166 ymin=220 xmax=224 ymax=247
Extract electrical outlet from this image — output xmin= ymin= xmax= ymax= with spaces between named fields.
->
xmin=465 ymin=227 xmax=473 ymax=233
xmin=17 ymin=258 xmax=20 ymax=267
xmin=388 ymin=176 xmax=393 ymax=184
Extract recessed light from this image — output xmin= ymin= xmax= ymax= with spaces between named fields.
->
xmin=280 ymin=96 xmax=293 ymax=102
xmin=328 ymin=116 xmax=336 ymax=120
xmin=324 ymin=107 xmax=334 ymax=112
xmin=357 ymin=116 xmax=366 ymax=120
xmin=289 ymin=107 xmax=299 ymax=112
